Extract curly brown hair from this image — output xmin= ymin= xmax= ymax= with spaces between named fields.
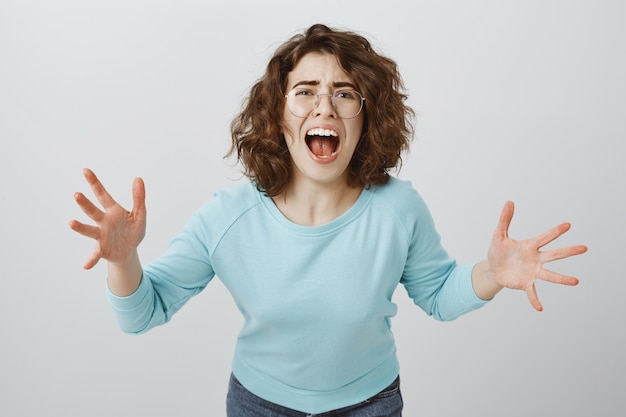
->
xmin=229 ymin=24 xmax=414 ymax=197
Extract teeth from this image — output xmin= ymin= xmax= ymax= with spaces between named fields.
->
xmin=306 ymin=128 xmax=338 ymax=137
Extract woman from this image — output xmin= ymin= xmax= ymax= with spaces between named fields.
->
xmin=69 ymin=24 xmax=587 ymax=416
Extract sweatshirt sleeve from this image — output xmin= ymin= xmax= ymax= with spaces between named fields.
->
xmin=106 ymin=207 xmax=215 ymax=334
xmin=399 ymin=188 xmax=488 ymax=321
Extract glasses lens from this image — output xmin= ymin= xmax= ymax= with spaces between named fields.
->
xmin=333 ymin=90 xmax=363 ymax=119
xmin=286 ymin=89 xmax=317 ymax=118
xmin=286 ymin=89 xmax=363 ymax=119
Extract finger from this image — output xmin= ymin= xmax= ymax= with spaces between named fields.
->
xmin=538 ymin=268 xmax=579 ymax=286
xmin=83 ymin=168 xmax=117 ymax=209
xmin=73 ymin=192 xmax=105 ymax=223
xmin=532 ymin=222 xmax=572 ymax=249
xmin=131 ymin=177 xmax=146 ymax=216
xmin=526 ymin=284 xmax=543 ymax=312
xmin=68 ymin=219 xmax=100 ymax=239
xmin=493 ymin=201 xmax=514 ymax=241
xmin=540 ymin=244 xmax=588 ymax=262
xmin=83 ymin=249 xmax=102 ymax=270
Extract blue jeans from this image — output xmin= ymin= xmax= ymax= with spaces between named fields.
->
xmin=226 ymin=373 xmax=403 ymax=417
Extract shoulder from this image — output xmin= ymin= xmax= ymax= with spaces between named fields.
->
xmin=370 ymin=177 xmax=430 ymax=217
xmin=367 ymin=177 xmax=437 ymax=240
xmin=188 ymin=181 xmax=263 ymax=237
xmin=209 ymin=180 xmax=261 ymax=210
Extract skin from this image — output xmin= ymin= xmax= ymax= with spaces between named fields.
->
xmin=276 ymin=52 xmax=364 ymax=226
xmin=69 ymin=168 xmax=145 ymax=296
xmin=472 ymin=202 xmax=587 ymax=310
xmin=69 ymin=53 xmax=587 ymax=308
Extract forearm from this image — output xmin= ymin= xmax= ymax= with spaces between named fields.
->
xmin=472 ymin=259 xmax=504 ymax=301
xmin=107 ymin=249 xmax=143 ymax=297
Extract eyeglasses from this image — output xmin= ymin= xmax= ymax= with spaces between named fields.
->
xmin=284 ymin=88 xmax=365 ymax=119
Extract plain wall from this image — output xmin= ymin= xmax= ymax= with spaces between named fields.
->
xmin=1 ymin=1 xmax=624 ymax=416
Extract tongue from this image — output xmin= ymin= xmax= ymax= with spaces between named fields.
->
xmin=309 ymin=137 xmax=335 ymax=157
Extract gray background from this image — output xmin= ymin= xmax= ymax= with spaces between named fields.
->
xmin=1 ymin=1 xmax=624 ymax=416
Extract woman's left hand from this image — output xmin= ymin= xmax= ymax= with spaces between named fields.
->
xmin=479 ymin=201 xmax=587 ymax=311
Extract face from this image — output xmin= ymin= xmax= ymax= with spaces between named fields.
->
xmin=281 ymin=52 xmax=364 ymax=189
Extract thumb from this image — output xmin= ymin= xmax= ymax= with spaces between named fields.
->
xmin=494 ymin=201 xmax=514 ymax=241
xmin=131 ymin=177 xmax=146 ymax=216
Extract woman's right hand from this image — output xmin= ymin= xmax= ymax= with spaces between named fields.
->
xmin=69 ymin=168 xmax=146 ymax=270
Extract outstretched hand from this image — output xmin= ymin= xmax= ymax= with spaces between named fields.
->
xmin=69 ymin=168 xmax=146 ymax=269
xmin=486 ymin=201 xmax=587 ymax=311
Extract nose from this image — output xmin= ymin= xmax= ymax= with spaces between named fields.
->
xmin=312 ymin=93 xmax=337 ymax=118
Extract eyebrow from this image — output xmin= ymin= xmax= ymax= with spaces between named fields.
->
xmin=291 ymin=80 xmax=358 ymax=90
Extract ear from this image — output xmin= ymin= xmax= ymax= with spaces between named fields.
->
xmin=280 ymin=122 xmax=294 ymax=142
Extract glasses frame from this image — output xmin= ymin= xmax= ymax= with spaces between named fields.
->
xmin=284 ymin=88 xmax=366 ymax=119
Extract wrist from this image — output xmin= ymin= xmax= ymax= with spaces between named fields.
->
xmin=107 ymin=250 xmax=142 ymax=297
xmin=109 ymin=249 xmax=140 ymax=268
xmin=472 ymin=260 xmax=504 ymax=300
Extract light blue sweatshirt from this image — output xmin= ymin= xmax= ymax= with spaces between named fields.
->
xmin=107 ymin=177 xmax=488 ymax=413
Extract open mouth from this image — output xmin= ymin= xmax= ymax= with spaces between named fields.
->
xmin=305 ymin=128 xmax=339 ymax=159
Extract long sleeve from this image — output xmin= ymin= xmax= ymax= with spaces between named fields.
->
xmin=395 ymin=185 xmax=488 ymax=321
xmin=106 ymin=208 xmax=216 ymax=334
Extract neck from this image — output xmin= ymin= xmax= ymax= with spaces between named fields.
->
xmin=272 ymin=176 xmax=362 ymax=226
